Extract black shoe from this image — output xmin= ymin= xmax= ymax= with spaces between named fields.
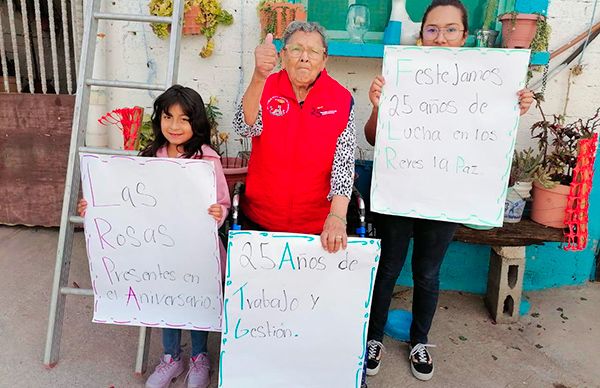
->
xmin=409 ymin=343 xmax=435 ymax=381
xmin=366 ymin=340 xmax=384 ymax=376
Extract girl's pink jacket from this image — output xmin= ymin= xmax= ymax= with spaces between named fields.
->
xmin=157 ymin=145 xmax=231 ymax=273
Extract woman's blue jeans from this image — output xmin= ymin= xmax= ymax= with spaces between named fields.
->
xmin=368 ymin=213 xmax=457 ymax=345
xmin=162 ymin=328 xmax=208 ymax=359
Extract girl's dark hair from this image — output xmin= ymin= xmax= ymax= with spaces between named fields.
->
xmin=139 ymin=84 xmax=211 ymax=158
xmin=420 ymin=0 xmax=469 ymax=38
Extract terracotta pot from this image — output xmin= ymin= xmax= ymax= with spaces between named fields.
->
xmin=259 ymin=3 xmax=307 ymax=39
xmin=499 ymin=13 xmax=540 ymax=48
xmin=183 ymin=5 xmax=202 ymax=35
xmin=222 ymin=157 xmax=248 ymax=196
xmin=530 ymin=181 xmax=570 ymax=228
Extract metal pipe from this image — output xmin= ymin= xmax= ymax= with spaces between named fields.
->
xmin=70 ymin=0 xmax=82 ymax=79
xmin=19 ymin=0 xmax=35 ymax=93
xmin=61 ymin=0 xmax=73 ymax=94
xmin=7 ymin=0 xmax=22 ymax=92
xmin=0 ymin=6 xmax=10 ymax=93
xmin=60 ymin=287 xmax=93 ymax=296
xmin=68 ymin=216 xmax=83 ymax=224
xmin=93 ymin=12 xmax=173 ymax=23
xmin=34 ymin=0 xmax=47 ymax=94
xmin=79 ymin=146 xmax=138 ymax=156
xmin=550 ymin=21 xmax=600 ymax=60
xmin=46 ymin=0 xmax=60 ymax=93
xmin=85 ymin=78 xmax=166 ymax=91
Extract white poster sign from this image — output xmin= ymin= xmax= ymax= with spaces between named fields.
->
xmin=219 ymin=231 xmax=381 ymax=388
xmin=80 ymin=153 xmax=222 ymax=331
xmin=371 ymin=46 xmax=530 ymax=226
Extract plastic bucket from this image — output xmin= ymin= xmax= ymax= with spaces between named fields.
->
xmin=504 ymin=186 xmax=526 ymax=223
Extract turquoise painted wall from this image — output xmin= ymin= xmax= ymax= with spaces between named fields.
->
xmin=396 ymin=151 xmax=599 ymax=294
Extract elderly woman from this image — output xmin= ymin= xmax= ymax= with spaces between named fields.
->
xmin=233 ymin=21 xmax=355 ymax=253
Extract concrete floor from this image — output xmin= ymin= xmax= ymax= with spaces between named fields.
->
xmin=0 ymin=225 xmax=598 ymax=388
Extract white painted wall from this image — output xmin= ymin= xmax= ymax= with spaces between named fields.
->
xmin=516 ymin=0 xmax=600 ymax=150
xmin=99 ymin=0 xmax=600 ymax=155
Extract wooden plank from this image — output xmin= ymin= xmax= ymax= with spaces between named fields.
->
xmin=454 ymin=219 xmax=564 ymax=247
xmin=0 ymin=93 xmax=74 ymax=227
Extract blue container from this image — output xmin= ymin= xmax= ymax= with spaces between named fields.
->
xmin=383 ymin=309 xmax=412 ymax=341
xmin=530 ymin=51 xmax=550 ymax=65
xmin=383 ymin=21 xmax=402 ymax=45
xmin=355 ymin=160 xmax=373 ymax=205
xmin=515 ymin=0 xmax=549 ymax=15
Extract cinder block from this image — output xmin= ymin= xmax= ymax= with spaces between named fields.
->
xmin=485 ymin=246 xmax=526 ymax=323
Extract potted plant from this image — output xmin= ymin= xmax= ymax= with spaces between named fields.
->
xmin=205 ymin=97 xmax=250 ymax=194
xmin=526 ymin=16 xmax=551 ymax=81
xmin=137 ymin=114 xmax=155 ymax=151
xmin=505 ymin=147 xmax=542 ymax=223
xmin=258 ymin=0 xmax=307 ymax=40
xmin=475 ymin=0 xmax=499 ymax=47
xmin=529 ymin=100 xmax=600 ymax=228
xmin=498 ymin=12 xmax=543 ymax=49
xmin=529 ymin=15 xmax=551 ymax=53
xmin=148 ymin=0 xmax=233 ymax=57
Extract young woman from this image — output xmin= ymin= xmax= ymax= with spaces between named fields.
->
xmin=364 ymin=0 xmax=534 ymax=381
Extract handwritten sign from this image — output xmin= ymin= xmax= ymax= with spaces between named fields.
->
xmin=371 ymin=46 xmax=530 ymax=227
xmin=80 ymin=153 xmax=222 ymax=331
xmin=219 ymin=231 xmax=380 ymax=388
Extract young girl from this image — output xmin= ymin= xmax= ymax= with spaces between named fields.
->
xmin=78 ymin=85 xmax=230 ymax=388
xmin=363 ymin=0 xmax=534 ymax=381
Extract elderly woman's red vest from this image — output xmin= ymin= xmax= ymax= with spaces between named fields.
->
xmin=242 ymin=69 xmax=352 ymax=234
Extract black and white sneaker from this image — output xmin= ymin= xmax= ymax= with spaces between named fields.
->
xmin=366 ymin=340 xmax=384 ymax=376
xmin=409 ymin=343 xmax=436 ymax=381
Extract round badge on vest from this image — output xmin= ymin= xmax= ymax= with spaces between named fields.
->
xmin=266 ymin=96 xmax=290 ymax=117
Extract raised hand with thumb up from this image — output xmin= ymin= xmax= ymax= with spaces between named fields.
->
xmin=254 ymin=33 xmax=278 ymax=81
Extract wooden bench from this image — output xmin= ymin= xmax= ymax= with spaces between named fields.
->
xmin=454 ymin=219 xmax=563 ymax=323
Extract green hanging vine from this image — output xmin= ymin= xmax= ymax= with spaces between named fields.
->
xmin=148 ymin=0 xmax=233 ymax=57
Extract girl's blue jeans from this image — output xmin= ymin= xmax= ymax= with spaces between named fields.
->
xmin=162 ymin=328 xmax=208 ymax=359
xmin=367 ymin=213 xmax=457 ymax=346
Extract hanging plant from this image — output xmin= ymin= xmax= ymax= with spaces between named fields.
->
xmin=482 ymin=0 xmax=499 ymax=31
xmin=194 ymin=0 xmax=234 ymax=57
xmin=498 ymin=11 xmax=541 ymax=49
xmin=148 ymin=0 xmax=233 ymax=57
xmin=530 ymin=15 xmax=551 ymax=52
xmin=257 ymin=1 xmax=307 ymax=40
xmin=148 ymin=0 xmax=175 ymax=39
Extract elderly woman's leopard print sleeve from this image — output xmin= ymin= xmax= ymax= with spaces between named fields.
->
xmin=233 ymin=102 xmax=264 ymax=137
xmin=328 ymin=107 xmax=356 ymax=200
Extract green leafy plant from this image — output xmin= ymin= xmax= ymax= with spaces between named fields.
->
xmin=509 ymin=147 xmax=542 ymax=186
xmin=500 ymin=11 xmax=518 ymax=28
xmin=530 ymin=15 xmax=551 ymax=52
xmin=482 ymin=0 xmax=498 ymax=30
xmin=257 ymin=0 xmax=305 ymax=40
xmin=137 ymin=114 xmax=155 ymax=151
xmin=258 ymin=0 xmax=278 ymax=37
xmin=148 ymin=0 xmax=233 ymax=57
xmin=205 ymin=97 xmax=251 ymax=165
xmin=195 ymin=0 xmax=233 ymax=57
xmin=148 ymin=0 xmax=178 ymax=39
xmin=205 ymin=96 xmax=228 ymax=156
xmin=530 ymin=98 xmax=599 ymax=187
